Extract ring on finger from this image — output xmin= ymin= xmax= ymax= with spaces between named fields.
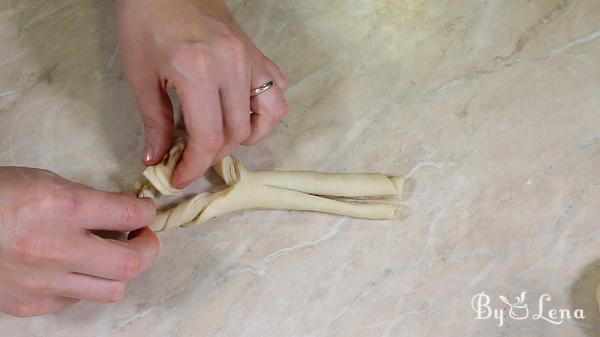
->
xmin=250 ymin=80 xmax=275 ymax=97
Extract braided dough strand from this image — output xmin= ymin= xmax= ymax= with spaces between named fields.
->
xmin=138 ymin=140 xmax=404 ymax=231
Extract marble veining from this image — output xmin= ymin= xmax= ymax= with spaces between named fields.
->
xmin=1 ymin=0 xmax=600 ymax=336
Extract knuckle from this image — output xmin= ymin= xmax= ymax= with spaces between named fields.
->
xmin=168 ymin=46 xmax=211 ymax=78
xmin=243 ymin=137 xmax=259 ymax=146
xmin=37 ymin=168 xmax=60 ymax=180
xmin=106 ymin=282 xmax=126 ymax=303
xmin=121 ymin=202 xmax=142 ymax=229
xmin=278 ymin=76 xmax=289 ymax=90
xmin=35 ymin=193 xmax=58 ymax=216
xmin=21 ymin=275 xmax=53 ymax=294
xmin=200 ymin=133 xmax=224 ymax=153
xmin=228 ymin=124 xmax=251 ymax=143
xmin=37 ymin=186 xmax=79 ymax=219
xmin=270 ymin=99 xmax=289 ymax=120
xmin=14 ymin=237 xmax=54 ymax=264
xmin=117 ymin=253 xmax=142 ymax=280
xmin=167 ymin=45 xmax=194 ymax=64
xmin=219 ymin=33 xmax=246 ymax=63
xmin=220 ymin=31 xmax=244 ymax=49
xmin=143 ymin=113 xmax=172 ymax=133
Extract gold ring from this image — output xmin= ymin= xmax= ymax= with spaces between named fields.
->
xmin=250 ymin=80 xmax=275 ymax=97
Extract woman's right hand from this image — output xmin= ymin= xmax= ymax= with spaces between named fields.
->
xmin=117 ymin=0 xmax=289 ymax=188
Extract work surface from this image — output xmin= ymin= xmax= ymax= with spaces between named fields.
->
xmin=2 ymin=0 xmax=600 ymax=336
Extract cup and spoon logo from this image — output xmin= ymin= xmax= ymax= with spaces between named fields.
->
xmin=471 ymin=291 xmax=585 ymax=327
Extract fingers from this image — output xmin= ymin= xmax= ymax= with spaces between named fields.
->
xmin=124 ymin=60 xmax=174 ymax=165
xmin=124 ymin=227 xmax=160 ymax=270
xmin=171 ymin=84 xmax=224 ymax=188
xmin=215 ymin=37 xmax=251 ymax=160
xmin=0 ymin=228 xmax=159 ymax=315
xmin=59 ymin=274 xmax=128 ymax=303
xmin=5 ymin=223 xmax=159 ymax=280
xmin=68 ymin=231 xmax=158 ymax=281
xmin=71 ymin=188 xmax=156 ymax=232
xmin=215 ymin=76 xmax=251 ymax=161
xmin=5 ymin=268 xmax=125 ymax=304
xmin=244 ymin=64 xmax=288 ymax=146
xmin=2 ymin=269 xmax=126 ymax=309
xmin=0 ymin=291 xmax=78 ymax=318
xmin=263 ymin=57 xmax=289 ymax=90
xmin=163 ymin=49 xmax=287 ymax=188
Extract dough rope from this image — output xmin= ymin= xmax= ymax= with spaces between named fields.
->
xmin=137 ymin=139 xmax=404 ymax=231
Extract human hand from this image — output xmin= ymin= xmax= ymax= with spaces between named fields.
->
xmin=0 ymin=167 xmax=158 ymax=317
xmin=117 ymin=0 xmax=289 ymax=188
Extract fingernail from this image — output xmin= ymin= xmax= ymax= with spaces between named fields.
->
xmin=143 ymin=145 xmax=153 ymax=164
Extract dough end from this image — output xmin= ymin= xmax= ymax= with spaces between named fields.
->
xmin=390 ymin=176 xmax=404 ymax=198
xmin=595 ymin=281 xmax=600 ymax=313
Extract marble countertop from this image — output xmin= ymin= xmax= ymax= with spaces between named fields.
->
xmin=1 ymin=0 xmax=600 ymax=336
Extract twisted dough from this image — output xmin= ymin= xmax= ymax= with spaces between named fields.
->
xmin=138 ymin=140 xmax=404 ymax=231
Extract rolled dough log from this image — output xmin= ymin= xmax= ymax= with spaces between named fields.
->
xmin=138 ymin=140 xmax=404 ymax=231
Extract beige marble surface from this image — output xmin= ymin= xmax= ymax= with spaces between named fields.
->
xmin=2 ymin=0 xmax=600 ymax=336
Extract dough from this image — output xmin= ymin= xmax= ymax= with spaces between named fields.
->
xmin=138 ymin=139 xmax=404 ymax=231
xmin=596 ymin=282 xmax=600 ymax=313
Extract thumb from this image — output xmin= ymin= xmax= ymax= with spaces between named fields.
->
xmin=127 ymin=227 xmax=160 ymax=272
xmin=131 ymin=79 xmax=174 ymax=165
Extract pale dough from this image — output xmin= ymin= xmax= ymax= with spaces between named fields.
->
xmin=596 ymin=282 xmax=600 ymax=313
xmin=138 ymin=139 xmax=404 ymax=231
